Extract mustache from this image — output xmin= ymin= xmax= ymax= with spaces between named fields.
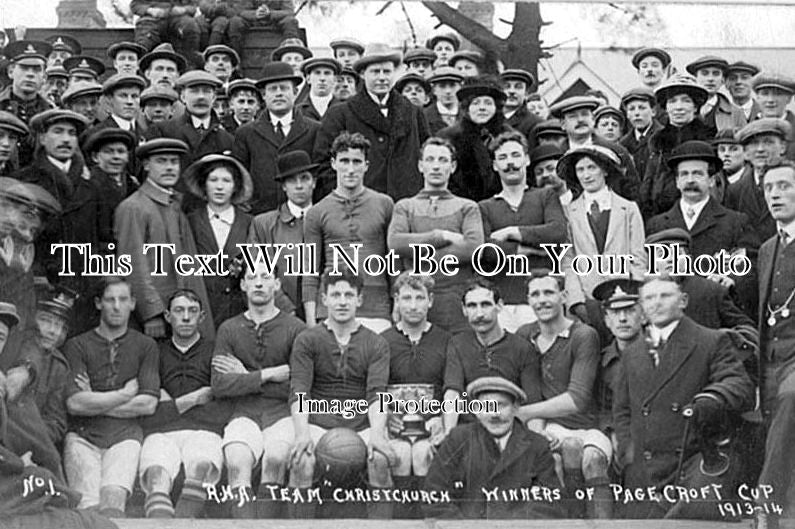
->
xmin=683 ymin=184 xmax=701 ymax=191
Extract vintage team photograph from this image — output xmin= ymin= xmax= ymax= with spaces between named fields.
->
xmin=0 ymin=0 xmax=794 ymax=527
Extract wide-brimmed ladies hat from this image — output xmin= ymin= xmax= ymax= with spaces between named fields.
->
xmin=556 ymin=144 xmax=625 ymax=190
xmin=654 ymin=74 xmax=709 ymax=108
xmin=183 ymin=153 xmax=253 ymax=205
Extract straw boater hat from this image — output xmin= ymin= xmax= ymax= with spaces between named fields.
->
xmin=556 ymin=144 xmax=625 ymax=190
xmin=183 ymin=153 xmax=253 ymax=205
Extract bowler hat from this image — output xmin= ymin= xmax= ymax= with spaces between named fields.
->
xmin=685 ymin=55 xmax=729 ymax=76
xmin=330 ymin=37 xmax=365 ymax=55
xmin=529 ymin=144 xmax=563 ymax=170
xmin=46 ymin=35 xmax=82 ymax=55
xmin=107 ymin=41 xmax=146 ymax=60
xmin=428 ymin=66 xmax=463 ymax=85
xmin=0 ymin=111 xmax=29 ymax=137
xmin=395 ymin=72 xmax=431 ymax=95
xmin=183 ymin=153 xmax=253 ymax=205
xmin=645 ymin=227 xmax=692 ymax=249
xmin=0 ymin=302 xmax=20 ymax=330
xmin=4 ymin=40 xmax=52 ymax=65
xmin=751 ymin=72 xmax=795 ymax=94
xmin=557 ymin=145 xmax=624 ymax=190
xmin=30 ymin=109 xmax=89 ymax=135
xmin=548 ymin=95 xmax=601 ymax=119
xmin=592 ymin=278 xmax=643 ymax=310
xmin=500 ymin=68 xmax=535 ymax=89
xmin=726 ymin=61 xmax=759 ymax=77
xmin=271 ymin=38 xmax=313 ymax=62
xmin=300 ymin=57 xmax=342 ymax=76
xmin=631 ymin=47 xmax=671 ymax=69
xmin=654 ymin=74 xmax=709 ymax=108
xmin=426 ymin=33 xmax=461 ymax=52
xmin=82 ymin=128 xmax=136 ymax=155
xmin=275 ymin=151 xmax=319 ymax=181
xmin=353 ymin=43 xmax=402 ymax=74
xmin=467 ymin=376 xmax=526 ymax=403
xmin=63 ymin=55 xmax=106 ymax=79
xmin=665 ymin=140 xmax=721 ymax=171
xmin=61 ymin=81 xmax=103 ymax=105
xmin=102 ymin=73 xmax=146 ymax=95
xmin=136 ymin=138 xmax=189 ymax=160
xmin=735 ymin=118 xmax=791 ymax=144
xmin=139 ymin=43 xmax=188 ymax=73
xmin=532 ymin=119 xmax=566 ymax=140
xmin=203 ymin=44 xmax=240 ymax=67
xmin=0 ymin=177 xmax=61 ymax=216
xmin=255 ymin=61 xmax=303 ymax=88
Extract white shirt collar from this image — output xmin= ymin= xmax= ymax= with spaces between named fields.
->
xmin=191 ymin=115 xmax=211 ymax=129
xmin=779 ymin=218 xmax=795 ymax=243
xmin=680 ymin=195 xmax=710 ymax=227
xmin=568 ymin=135 xmax=594 ymax=150
xmin=634 ymin=122 xmax=653 ymax=140
xmin=310 ymin=92 xmax=334 ymax=115
xmin=495 ymin=429 xmax=512 ymax=451
xmin=269 ymin=111 xmax=293 ymax=128
xmin=650 ymin=319 xmax=680 ymax=344
xmin=739 ymin=98 xmax=754 ymax=116
xmin=46 ymin=155 xmax=72 ymax=174
xmin=583 ymin=187 xmax=611 ymax=210
xmin=727 ymin=166 xmax=745 ymax=185
xmin=111 ymin=114 xmax=135 ymax=131
xmin=207 ymin=204 xmax=235 ymax=224
xmin=286 ymin=200 xmax=311 ymax=219
xmin=436 ymin=100 xmax=457 ymax=115
xmin=367 ymin=90 xmax=390 ymax=107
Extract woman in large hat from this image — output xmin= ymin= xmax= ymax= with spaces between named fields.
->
xmin=184 ymin=153 xmax=254 ymax=326
xmin=642 ymin=74 xmax=714 ymax=217
xmin=438 ymin=75 xmax=513 ymax=202
xmin=557 ymin=145 xmax=647 ymax=328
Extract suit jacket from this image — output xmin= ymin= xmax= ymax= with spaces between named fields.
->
xmin=313 ymin=90 xmax=429 ymax=201
xmin=295 ymin=95 xmax=342 ymax=122
xmin=679 ymin=275 xmax=755 ymax=331
xmin=702 ymin=93 xmax=746 ymax=134
xmin=619 ymin=120 xmax=664 ymax=184
xmin=423 ymin=419 xmax=563 ymax=519
xmin=565 ymin=189 xmax=646 ymax=299
xmin=83 ymin=116 xmax=143 ymax=177
xmin=613 ymin=316 xmax=753 ymax=490
xmin=233 ymin=110 xmax=320 ymax=214
xmin=423 ymin=102 xmax=456 ymax=135
xmin=505 ymin=105 xmax=542 ymax=147
xmin=724 ymin=165 xmax=777 ymax=241
xmin=187 ymin=205 xmax=251 ymax=327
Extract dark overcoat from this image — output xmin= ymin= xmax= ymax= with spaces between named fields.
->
xmin=725 ymin=165 xmax=777 ymax=242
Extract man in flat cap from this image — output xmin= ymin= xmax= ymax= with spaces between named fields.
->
xmin=423 ymin=376 xmax=562 ymax=519
xmin=631 ymin=47 xmax=671 ymax=91
xmin=426 ymin=33 xmax=460 ymax=68
xmin=333 ymin=66 xmax=359 ymax=103
xmin=613 ymin=274 xmax=753 ymax=520
xmin=532 ymin=118 xmax=566 ymax=149
xmin=726 ymin=61 xmax=760 ymax=122
xmin=114 ymin=139 xmax=215 ymax=339
xmin=129 ymin=0 xmax=201 ymax=68
xmin=139 ymin=86 xmax=178 ymax=131
xmin=500 ymin=69 xmax=542 ymax=144
xmin=61 ymin=81 xmax=104 ymax=126
xmin=404 ymin=47 xmax=436 ymax=79
xmin=686 ymin=55 xmax=746 ymax=134
xmin=424 ymin=66 xmax=463 ymax=134
xmin=449 ymin=50 xmax=483 ymax=78
xmin=233 ymin=62 xmax=320 ymax=214
xmin=45 ymin=35 xmax=81 ymax=69
xmin=314 ymin=44 xmax=429 ymax=201
xmin=394 ymin=73 xmax=431 ymax=108
xmin=203 ymin=44 xmax=239 ymax=84
xmin=296 ymin=57 xmax=343 ymax=122
xmin=726 ymin=119 xmax=792 ymax=242
xmin=619 ymin=87 xmax=663 ymax=181
xmin=713 ymin=129 xmax=747 ymax=188
xmin=330 ymin=37 xmax=364 ymax=68
xmin=0 ymin=111 xmax=28 ymax=176
xmin=223 ymin=79 xmax=260 ymax=133
xmin=108 ymin=42 xmax=146 ymax=76
xmin=752 ymin=73 xmax=795 ymax=160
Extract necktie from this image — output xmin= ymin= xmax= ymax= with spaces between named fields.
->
xmin=275 ymin=121 xmax=285 ymax=142
xmin=686 ymin=207 xmax=696 ymax=220
xmin=782 ymin=230 xmax=791 ymax=247
xmin=590 ymin=201 xmax=602 ymax=222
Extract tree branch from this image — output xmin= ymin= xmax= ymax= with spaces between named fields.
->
xmin=421 ymin=1 xmax=504 ymax=51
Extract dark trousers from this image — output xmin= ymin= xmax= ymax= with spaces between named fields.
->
xmin=759 ymin=362 xmax=795 ymax=515
xmin=134 ymin=15 xmax=201 ymax=66
xmin=227 ymin=14 xmax=300 ymax=56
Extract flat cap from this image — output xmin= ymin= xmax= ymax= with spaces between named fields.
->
xmin=353 ymin=43 xmax=402 ymax=74
xmin=330 ymin=37 xmax=365 ymax=55
xmin=449 ymin=50 xmax=483 ymax=67
xmin=339 ymin=66 xmax=360 ymax=80
xmin=404 ymin=47 xmax=436 ymax=64
xmin=136 ymin=138 xmax=189 ymax=159
xmin=594 ymin=105 xmax=625 ymax=125
xmin=666 ymin=140 xmax=721 ymax=170
xmin=203 ymin=44 xmax=240 ymax=67
xmin=102 ymin=73 xmax=146 ymax=94
xmin=300 ymin=57 xmax=342 ymax=76
xmin=631 ymin=47 xmax=671 ymax=69
xmin=63 ymin=55 xmax=106 ymax=78
xmin=735 ymin=118 xmax=792 ymax=144
xmin=685 ymin=55 xmax=729 ymax=76
xmin=532 ymin=119 xmax=566 ymax=139
xmin=139 ymin=43 xmax=188 ymax=73
xmin=227 ymin=78 xmax=259 ymax=98
xmin=620 ymin=87 xmax=656 ymax=108
xmin=529 ymin=143 xmax=564 ymax=169
xmin=0 ymin=177 xmax=61 ymax=216
xmin=654 ymin=74 xmax=709 ymax=108
xmin=500 ymin=68 xmax=535 ymax=89
xmin=140 ymin=86 xmax=178 ymax=105
xmin=727 ymin=61 xmax=760 ymax=77
xmin=0 ymin=111 xmax=30 ymax=136
xmin=29 ymin=109 xmax=89 ymax=134
xmin=271 ymin=38 xmax=313 ymax=62
xmin=711 ymin=128 xmax=740 ymax=146
xmin=428 ymin=66 xmax=463 ymax=85
xmin=395 ymin=72 xmax=430 ymax=94
xmin=0 ymin=302 xmax=20 ymax=330
xmin=82 ymin=128 xmax=136 ymax=154
xmin=45 ymin=66 xmax=68 ymax=79
xmin=592 ymin=278 xmax=643 ymax=310
xmin=4 ymin=40 xmax=51 ymax=65
xmin=751 ymin=72 xmax=795 ymax=94
xmin=645 ymin=227 xmax=692 ymax=249
xmin=426 ymin=33 xmax=461 ymax=52
xmin=548 ymin=95 xmax=601 ymax=119
xmin=107 ymin=41 xmax=146 ymax=60
xmin=61 ymin=81 xmax=103 ymax=105
xmin=176 ymin=70 xmax=223 ymax=90
xmin=46 ymin=35 xmax=82 ymax=55
xmin=467 ymin=376 xmax=526 ymax=403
